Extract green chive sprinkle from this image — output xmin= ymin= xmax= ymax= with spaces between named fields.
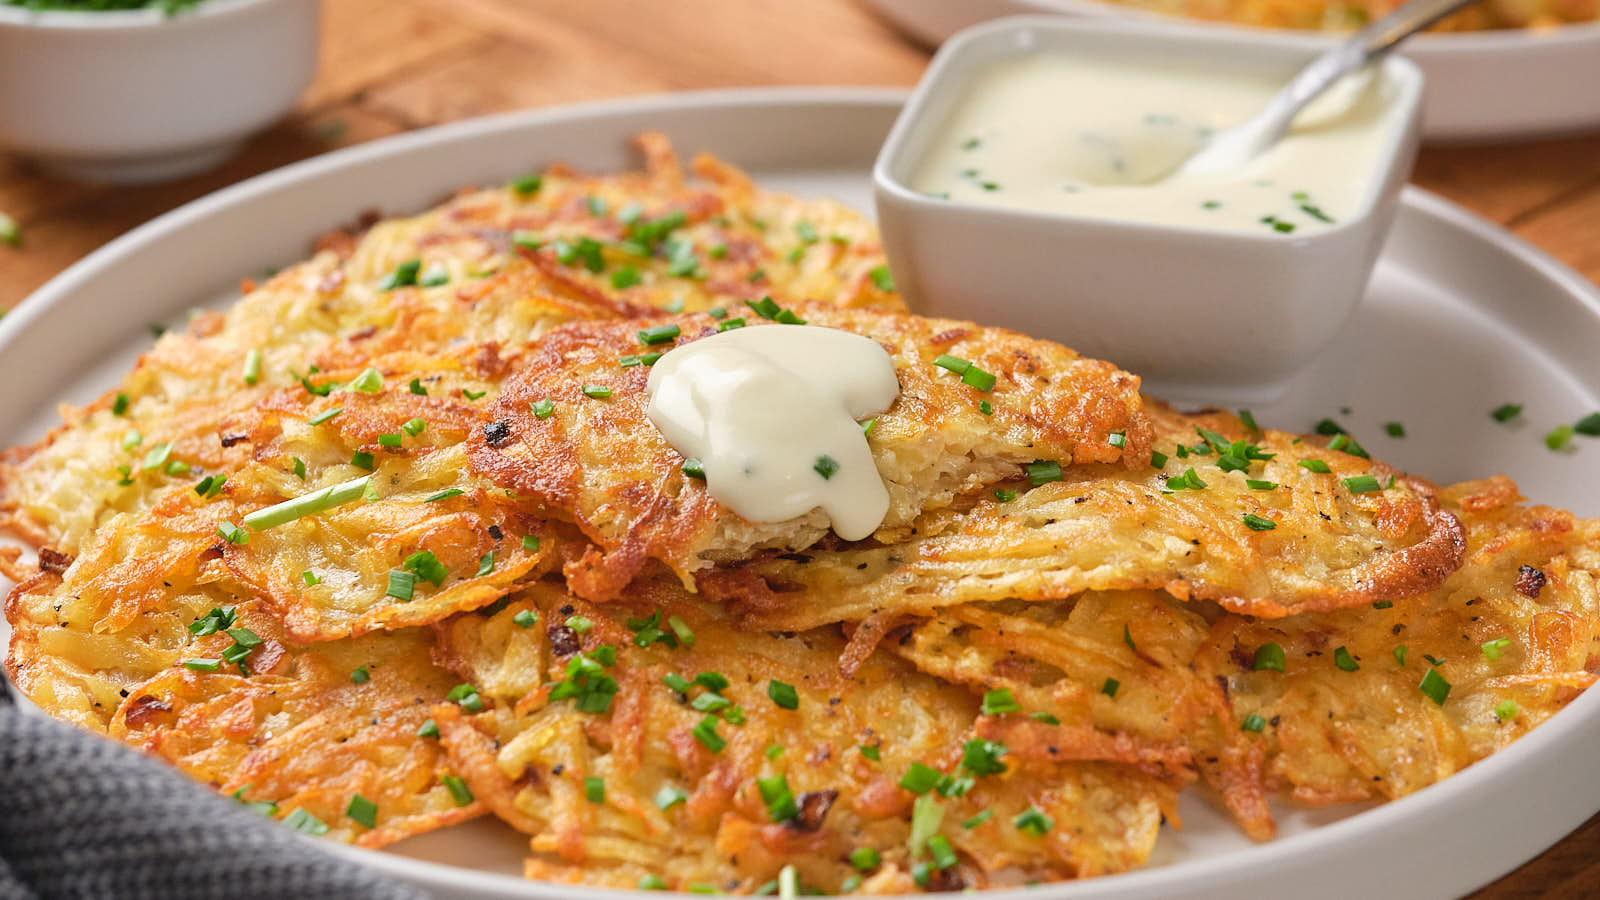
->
xmin=638 ymin=324 xmax=681 ymax=345
xmin=1546 ymin=425 xmax=1575 ymax=451
xmin=980 ymin=688 xmax=1021 ymax=715
xmin=1490 ymin=403 xmax=1522 ymax=423
xmin=580 ymin=384 xmax=613 ymax=399
xmin=1495 ymin=700 xmax=1519 ymax=721
xmin=1013 ymin=807 xmax=1053 ymax=836
xmin=417 ymin=718 xmax=440 ymax=739
xmin=1254 ymin=642 xmax=1286 ymax=672
xmin=1026 ymin=459 xmax=1062 ymax=486
xmin=512 ymin=609 xmax=537 ymax=628
xmin=767 ymin=680 xmax=799 ymax=710
xmin=350 ymin=666 xmax=370 ymax=684
xmin=1419 ymin=668 xmax=1451 ymax=705
xmin=442 ymin=775 xmax=474 ymax=807
xmin=1298 ymin=459 xmax=1332 ymax=474
xmin=1242 ymin=513 xmax=1277 ymax=531
xmin=1333 ymin=646 xmax=1359 ymax=671
xmin=1481 ymin=638 xmax=1511 ymax=660
xmin=1343 ymin=475 xmax=1382 ymax=493
xmin=1101 ymin=677 xmax=1119 ymax=697
xmin=1246 ymin=479 xmax=1278 ymax=490
xmin=1241 ymin=713 xmax=1267 ymax=733
xmin=813 ymin=455 xmax=839 ymax=480
xmin=869 ymin=265 xmax=895 ymax=292
xmin=584 ymin=777 xmax=605 ymax=804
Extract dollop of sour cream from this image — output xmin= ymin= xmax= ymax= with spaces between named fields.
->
xmin=645 ymin=324 xmax=900 ymax=540
xmin=912 ymin=52 xmax=1405 ymax=234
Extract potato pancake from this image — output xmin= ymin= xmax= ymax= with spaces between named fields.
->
xmin=4 ymin=136 xmax=1598 ymax=895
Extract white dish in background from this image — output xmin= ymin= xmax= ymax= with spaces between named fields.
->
xmin=0 ymin=0 xmax=319 ymax=184
xmin=863 ymin=0 xmax=1600 ymax=142
xmin=873 ymin=16 xmax=1423 ymax=404
xmin=3 ymin=89 xmax=1600 ymax=899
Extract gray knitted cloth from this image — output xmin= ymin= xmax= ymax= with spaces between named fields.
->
xmin=0 ymin=674 xmax=427 ymax=900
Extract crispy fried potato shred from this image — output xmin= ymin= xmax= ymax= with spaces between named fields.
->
xmin=4 ymin=136 xmax=1598 ymax=893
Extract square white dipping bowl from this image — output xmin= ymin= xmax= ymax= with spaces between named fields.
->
xmin=873 ymin=16 xmax=1424 ymax=405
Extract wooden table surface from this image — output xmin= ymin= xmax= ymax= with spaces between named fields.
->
xmin=2 ymin=0 xmax=1598 ymax=894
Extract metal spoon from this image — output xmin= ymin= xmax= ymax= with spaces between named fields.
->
xmin=1177 ymin=0 xmax=1480 ymax=176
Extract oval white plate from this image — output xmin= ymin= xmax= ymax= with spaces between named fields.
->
xmin=3 ymin=89 xmax=1600 ymax=900
xmin=862 ymin=0 xmax=1600 ymax=142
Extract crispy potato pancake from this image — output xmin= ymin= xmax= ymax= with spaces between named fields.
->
xmin=429 ymin=580 xmax=1181 ymax=892
xmin=469 ymin=308 xmax=1150 ymax=601
xmin=884 ymin=477 xmax=1600 ymax=841
xmin=4 ymin=134 xmax=1599 ymax=894
xmin=701 ymin=407 xmax=1464 ymax=633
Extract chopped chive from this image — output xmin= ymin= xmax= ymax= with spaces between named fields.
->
xmin=1241 ymin=713 xmax=1267 ymax=733
xmin=899 ymin=762 xmax=942 ymax=794
xmin=638 ymin=323 xmax=681 ymax=345
xmin=401 ymin=418 xmax=427 ymax=436
xmin=849 ymin=847 xmax=881 ymax=872
xmin=813 ymin=455 xmax=838 ymax=480
xmin=217 ymin=522 xmax=249 ymax=546
xmin=512 ymin=609 xmax=537 ymax=628
xmin=584 ymin=776 xmax=605 ymax=804
xmin=962 ymin=809 xmax=994 ymax=829
xmin=418 ymin=266 xmax=449 ymax=287
xmin=610 ymin=266 xmax=641 ymax=289
xmin=530 ymin=398 xmax=555 ymax=419
xmin=1495 ymin=700 xmax=1520 ymax=721
xmin=1124 ymin=624 xmax=1137 ymax=652
xmin=767 ymin=680 xmax=799 ymax=710
xmin=522 ymin=535 xmax=540 ymax=551
xmin=385 ymin=570 xmax=416 ymax=601
xmin=765 ymin=744 xmax=784 ymax=761
xmin=682 ymin=458 xmax=706 ymax=479
xmin=933 ymin=354 xmax=970 ymax=375
xmin=667 ymin=615 xmax=695 ymax=647
xmin=1029 ymin=711 xmax=1061 ymax=725
xmin=1026 ymin=459 xmax=1062 ymax=486
xmin=565 ymin=614 xmax=593 ymax=634
xmin=1333 ymin=646 xmax=1359 ymax=671
xmin=1242 ymin=513 xmax=1277 ymax=531
xmin=1373 ymin=600 xmax=1394 ymax=609
xmin=182 ymin=658 xmax=222 ymax=672
xmin=1246 ymin=479 xmax=1278 ymax=490
xmin=981 ymin=688 xmax=1021 ymax=715
xmin=861 ymin=418 xmax=876 ymax=436
xmin=859 ymin=745 xmax=880 ymax=761
xmin=508 ymin=173 xmax=542 ymax=196
xmin=869 ymin=265 xmax=895 ymax=292
xmin=350 ymin=666 xmax=370 ymax=684
xmin=461 ymin=388 xmax=486 ymax=401
xmin=1101 ymin=677 xmax=1119 ymax=697
xmin=637 ymin=875 xmax=667 ymax=892
xmin=1385 ymin=422 xmax=1406 ymax=438
xmin=378 ymin=433 xmax=402 ymax=447
xmin=1419 ymin=668 xmax=1451 ymax=705
xmin=1298 ymin=459 xmax=1332 ymax=474
xmin=994 ymin=488 xmax=1016 ymax=502
xmin=757 ymin=774 xmax=797 ymax=821
xmin=424 ymin=488 xmax=463 ymax=503
xmin=1013 ymin=807 xmax=1053 ymax=836
xmin=1108 ymin=431 xmax=1127 ymax=448
xmin=241 ymin=475 xmax=372 ymax=532
xmin=691 ymin=715 xmax=726 ymax=753
xmin=441 ymin=775 xmax=474 ymax=807
xmin=1343 ymin=474 xmax=1382 ymax=493
xmin=1394 ymin=645 xmax=1408 ymax=666
xmin=349 ymin=368 xmax=383 ymax=393
xmin=1575 ymin=412 xmax=1600 ymax=436
xmin=417 ymin=718 xmax=440 ymax=739
xmin=717 ymin=317 xmax=746 ymax=332
xmin=302 ymin=570 xmax=321 ymax=586
xmin=1490 ymin=403 xmax=1522 ymax=423
xmin=1151 ymin=450 xmax=1169 ymax=469
xmin=378 ymin=260 xmax=421 ymax=291
xmin=475 ymin=551 xmax=495 ymax=577
xmin=307 ymin=407 xmax=343 ymax=426
xmin=409 ymin=378 xmax=428 ymax=396
xmin=1546 ymin=425 xmax=1575 ymax=451
xmin=580 ymin=384 xmax=613 ymax=399
xmin=283 ymin=808 xmax=329 ymax=835
xmin=1254 ymin=642 xmax=1286 ymax=672
xmin=1481 ymin=638 xmax=1511 ymax=660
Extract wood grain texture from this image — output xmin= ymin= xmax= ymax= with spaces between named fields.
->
xmin=0 ymin=0 xmax=1595 ymax=893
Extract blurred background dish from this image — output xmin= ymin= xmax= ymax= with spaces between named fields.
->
xmin=861 ymin=0 xmax=1600 ymax=140
xmin=0 ymin=0 xmax=319 ymax=184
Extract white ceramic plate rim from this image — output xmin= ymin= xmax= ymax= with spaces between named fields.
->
xmin=6 ymin=88 xmax=1600 ymax=899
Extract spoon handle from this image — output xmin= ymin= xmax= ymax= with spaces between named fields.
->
xmin=1271 ymin=0 xmax=1481 ymax=127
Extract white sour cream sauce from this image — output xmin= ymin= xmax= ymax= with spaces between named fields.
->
xmin=911 ymin=52 xmax=1407 ymax=234
xmin=645 ymin=325 xmax=900 ymax=540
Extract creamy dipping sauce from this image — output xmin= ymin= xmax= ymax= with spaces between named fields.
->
xmin=645 ymin=324 xmax=899 ymax=540
xmin=911 ymin=52 xmax=1406 ymax=234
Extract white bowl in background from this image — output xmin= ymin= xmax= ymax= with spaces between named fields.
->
xmin=0 ymin=0 xmax=319 ymax=184
xmin=863 ymin=0 xmax=1600 ymax=142
xmin=872 ymin=16 xmax=1424 ymax=404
